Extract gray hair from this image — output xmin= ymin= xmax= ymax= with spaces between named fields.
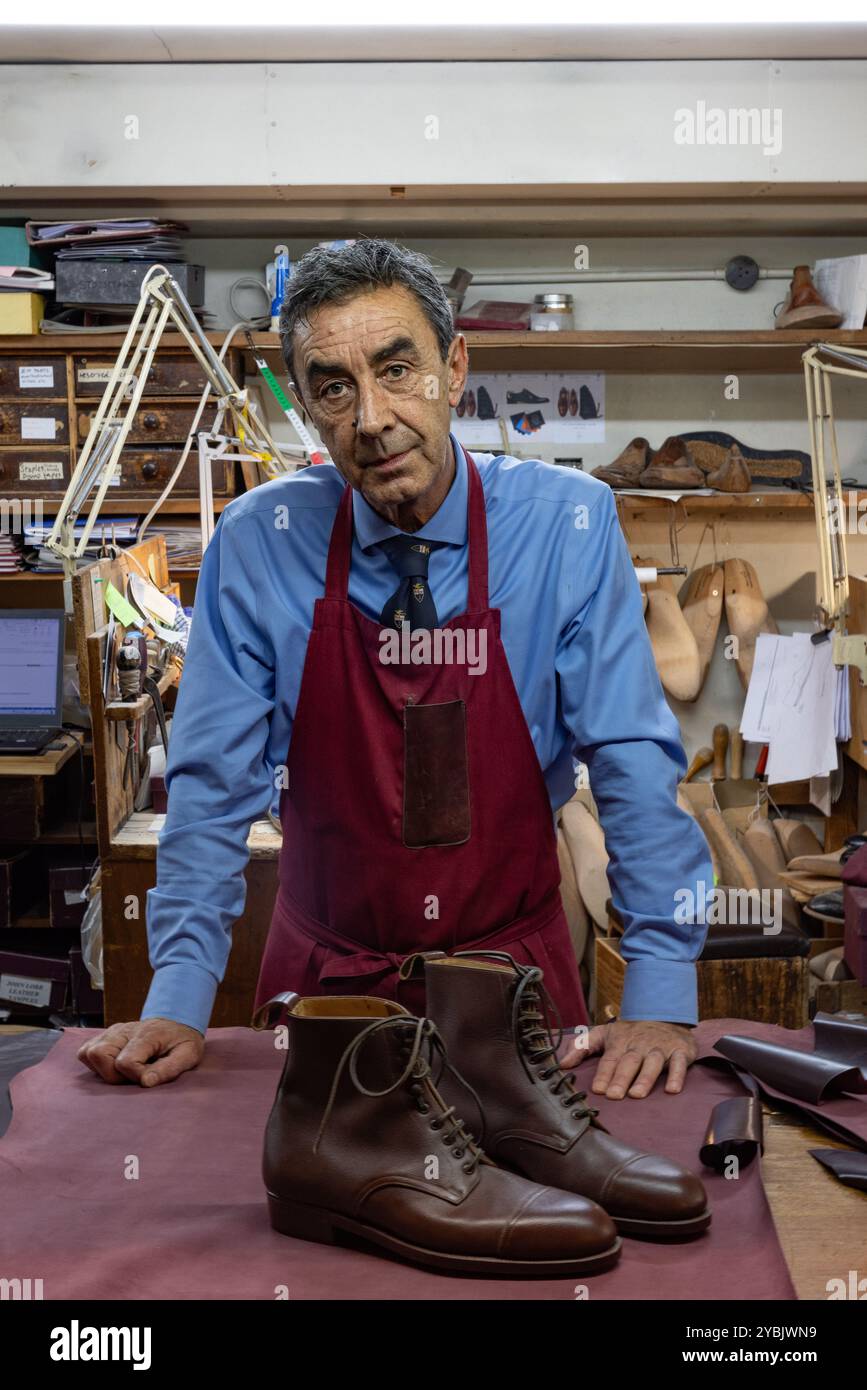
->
xmin=278 ymin=238 xmax=455 ymax=389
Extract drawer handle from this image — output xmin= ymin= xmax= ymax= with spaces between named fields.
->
xmin=141 ymin=460 xmax=158 ymax=479
xmin=142 ymin=413 xmax=159 ymax=429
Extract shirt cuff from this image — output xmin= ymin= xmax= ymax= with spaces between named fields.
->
xmin=140 ymin=963 xmax=218 ymax=1036
xmin=619 ymin=958 xmax=698 ymax=1025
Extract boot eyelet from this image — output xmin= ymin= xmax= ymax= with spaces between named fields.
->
xmin=430 ymin=1120 xmax=441 ymax=1131
xmin=416 ymin=1103 xmax=430 ymax=1115
xmin=462 ymin=1162 xmax=474 ymax=1174
xmin=453 ymin=1148 xmax=464 ymax=1159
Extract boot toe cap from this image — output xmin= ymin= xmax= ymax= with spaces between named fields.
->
xmin=502 ymin=1186 xmax=618 ymax=1262
xmin=604 ymin=1155 xmax=709 ymax=1225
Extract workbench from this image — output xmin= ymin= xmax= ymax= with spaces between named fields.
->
xmin=1 ymin=1019 xmax=863 ymax=1301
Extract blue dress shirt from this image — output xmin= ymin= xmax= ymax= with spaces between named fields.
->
xmin=143 ymin=436 xmax=712 ymax=1034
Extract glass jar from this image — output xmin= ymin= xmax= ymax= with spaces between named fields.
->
xmin=530 ymin=293 xmax=574 ymax=332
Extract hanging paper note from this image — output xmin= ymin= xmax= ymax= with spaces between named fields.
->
xmin=103 ymin=580 xmax=141 ymax=628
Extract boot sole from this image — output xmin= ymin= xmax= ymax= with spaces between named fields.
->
xmin=613 ymin=1208 xmax=712 ymax=1240
xmin=266 ymin=1193 xmax=622 ymax=1278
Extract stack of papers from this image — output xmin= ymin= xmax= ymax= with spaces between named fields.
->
xmin=0 ymin=530 xmax=24 ymax=572
xmin=22 ymin=517 xmax=139 ymax=571
xmin=26 ymin=218 xmax=187 ymax=250
xmin=0 ymin=265 xmax=54 ymax=292
xmin=147 ymin=523 xmax=203 ymax=569
xmin=814 ymin=254 xmax=867 ymax=331
xmin=741 ymin=632 xmax=840 ymax=784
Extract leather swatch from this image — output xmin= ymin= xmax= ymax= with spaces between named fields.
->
xmin=715 ymin=1034 xmax=867 ymax=1104
xmin=700 ymin=1094 xmax=763 ymax=1172
xmin=809 ymin=1147 xmax=867 ymax=1192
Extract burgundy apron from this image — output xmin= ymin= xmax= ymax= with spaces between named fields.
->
xmin=254 ymin=447 xmax=589 ymax=1027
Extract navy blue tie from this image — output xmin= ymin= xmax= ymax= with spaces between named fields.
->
xmin=380 ymin=535 xmax=439 ymax=630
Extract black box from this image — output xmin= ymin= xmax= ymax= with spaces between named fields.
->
xmin=55 ymin=261 xmax=205 ymax=308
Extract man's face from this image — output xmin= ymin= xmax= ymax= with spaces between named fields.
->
xmin=290 ymin=284 xmax=468 ymax=521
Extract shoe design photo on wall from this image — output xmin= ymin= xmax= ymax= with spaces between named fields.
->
xmin=452 ymin=372 xmax=605 ymax=447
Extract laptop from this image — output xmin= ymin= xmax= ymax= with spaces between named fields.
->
xmin=0 ymin=610 xmax=65 ymax=755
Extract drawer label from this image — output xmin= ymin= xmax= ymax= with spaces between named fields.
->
xmin=21 ymin=417 xmax=57 ymax=440
xmin=20 ymin=460 xmax=64 ymax=480
xmin=77 ymin=368 xmax=133 ymax=385
xmin=19 ymin=365 xmax=54 ymax=388
xmin=0 ymin=973 xmax=52 ymax=1008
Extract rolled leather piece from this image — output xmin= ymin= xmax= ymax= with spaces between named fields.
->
xmin=809 ymin=1147 xmax=867 ymax=1191
xmin=700 ymin=919 xmax=810 ymax=960
xmin=699 ymin=1094 xmax=763 ymax=1172
xmin=812 ymin=1012 xmax=867 ymax=1074
xmin=715 ymin=1034 xmax=867 ymax=1104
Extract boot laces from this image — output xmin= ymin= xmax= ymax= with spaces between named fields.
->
xmin=313 ymin=1015 xmax=485 ymax=1174
xmin=453 ymin=949 xmax=599 ymax=1126
xmin=511 ymin=967 xmax=598 ymax=1124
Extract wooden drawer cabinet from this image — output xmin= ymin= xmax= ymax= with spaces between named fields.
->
xmin=0 ymin=356 xmax=67 ymax=398
xmin=74 ymin=354 xmax=211 ymax=397
xmin=0 ymin=339 xmax=240 ymax=517
xmin=114 ymin=448 xmax=234 ymax=496
xmin=0 ymin=448 xmax=71 ymax=492
xmin=78 ymin=401 xmax=221 ymax=446
xmin=0 ymin=402 xmax=70 ymax=445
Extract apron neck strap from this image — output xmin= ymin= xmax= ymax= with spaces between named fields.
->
xmin=324 ymin=442 xmax=490 ymax=610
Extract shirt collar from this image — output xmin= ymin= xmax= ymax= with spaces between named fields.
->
xmin=353 ymin=433 xmax=468 ymax=553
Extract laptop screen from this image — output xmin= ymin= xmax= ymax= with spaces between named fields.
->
xmin=0 ymin=612 xmax=64 ymax=725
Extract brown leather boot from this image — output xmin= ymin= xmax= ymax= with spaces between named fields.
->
xmin=254 ymin=993 xmax=621 ymax=1276
xmin=639 ymin=437 xmax=704 ymax=489
xmin=592 ymin=437 xmax=650 ymax=487
xmin=421 ymin=954 xmax=711 ymax=1240
xmin=775 ymin=266 xmax=843 ymax=330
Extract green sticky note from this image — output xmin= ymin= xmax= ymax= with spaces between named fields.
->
xmin=104 ymin=580 xmax=142 ymax=629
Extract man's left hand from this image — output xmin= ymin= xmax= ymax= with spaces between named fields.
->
xmin=560 ymin=1020 xmax=697 ymax=1099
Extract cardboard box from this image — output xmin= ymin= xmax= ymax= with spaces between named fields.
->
xmin=0 ymin=951 xmax=68 ymax=1017
xmin=0 ymin=293 xmax=45 ymax=335
xmin=49 ymin=866 xmax=90 ymax=930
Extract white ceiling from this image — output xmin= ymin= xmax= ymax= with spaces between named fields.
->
xmin=3 ymin=24 xmax=867 ymax=62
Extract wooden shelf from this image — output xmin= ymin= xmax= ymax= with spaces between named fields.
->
xmin=0 ymin=731 xmax=83 ymax=778
xmin=239 ymin=328 xmax=867 ymax=375
xmin=36 ymin=822 xmax=97 ymax=845
xmin=20 ymin=497 xmax=229 ymax=514
xmin=613 ymin=489 xmax=829 ymax=513
xmin=4 ymin=328 xmax=866 ymax=373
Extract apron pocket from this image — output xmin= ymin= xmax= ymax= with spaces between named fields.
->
xmin=403 ymin=699 xmax=471 ymax=847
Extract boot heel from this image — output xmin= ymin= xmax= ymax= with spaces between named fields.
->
xmin=267 ymin=1193 xmax=338 ymax=1244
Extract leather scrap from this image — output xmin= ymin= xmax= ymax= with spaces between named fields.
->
xmin=812 ymin=1012 xmax=867 ymax=1078
xmin=809 ymin=1147 xmax=867 ymax=1192
xmin=715 ymin=1033 xmax=867 ymax=1104
xmin=700 ymin=1092 xmax=763 ymax=1172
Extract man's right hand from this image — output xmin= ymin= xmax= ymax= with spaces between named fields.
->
xmin=77 ymin=1018 xmax=205 ymax=1087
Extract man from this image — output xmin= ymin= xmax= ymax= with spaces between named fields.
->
xmin=79 ymin=239 xmax=712 ymax=1099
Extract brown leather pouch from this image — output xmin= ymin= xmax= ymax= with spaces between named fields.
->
xmin=403 ymin=700 xmax=470 ymax=848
